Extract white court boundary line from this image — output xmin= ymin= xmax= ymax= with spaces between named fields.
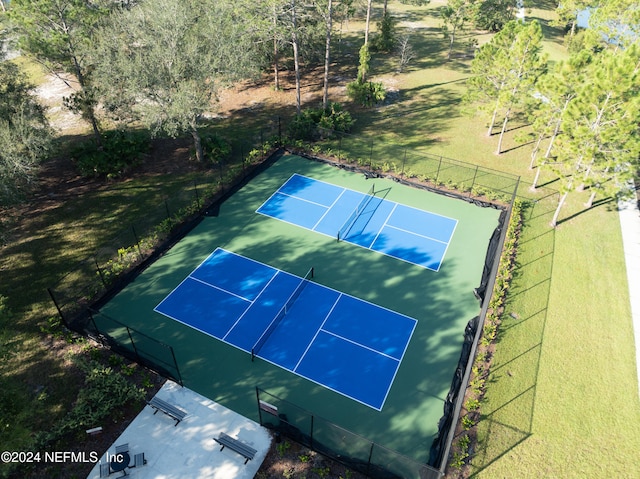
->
xmin=256 ymin=173 xmax=458 ymax=271
xmin=154 ymin=247 xmax=418 ymax=410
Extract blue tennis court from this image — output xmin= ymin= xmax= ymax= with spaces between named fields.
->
xmin=154 ymin=248 xmax=416 ymax=410
xmin=256 ymin=174 xmax=458 ymax=271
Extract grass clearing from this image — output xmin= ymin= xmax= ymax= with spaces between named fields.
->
xmin=472 ymin=192 xmax=640 ymax=478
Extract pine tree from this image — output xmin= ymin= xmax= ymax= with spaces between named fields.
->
xmin=529 ymin=52 xmax=592 ymax=189
xmin=466 ymin=20 xmax=547 ymax=154
xmin=550 ymin=45 xmax=640 ymax=226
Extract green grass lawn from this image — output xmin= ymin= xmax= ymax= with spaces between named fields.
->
xmin=1 ymin=1 xmax=639 ymax=478
xmin=321 ymin=1 xmax=640 ymax=477
xmin=472 ymin=191 xmax=640 ymax=478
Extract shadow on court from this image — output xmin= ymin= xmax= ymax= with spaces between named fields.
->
xmin=97 ymin=154 xmax=504 ymax=465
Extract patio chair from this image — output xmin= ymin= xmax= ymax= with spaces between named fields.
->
xmin=115 ymin=444 xmax=129 ymax=454
xmin=99 ymin=462 xmax=111 ymax=477
xmin=132 ymin=452 xmax=147 ymax=468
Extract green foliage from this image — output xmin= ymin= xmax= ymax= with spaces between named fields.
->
xmin=93 ymin=0 xmax=262 ymax=159
xmin=397 ymin=0 xmax=431 ymax=5
xmin=312 ymin=466 xmax=330 ymax=478
xmin=356 ymin=44 xmax=370 ymax=84
xmin=451 ymin=433 xmax=471 ymax=468
xmin=276 ymin=440 xmax=291 ymax=457
xmin=370 ymin=11 xmax=397 ymax=53
xmin=287 ymin=103 xmax=354 ymax=140
xmin=73 ymin=130 xmax=149 ymax=178
xmin=473 ymin=0 xmax=518 ymax=32
xmin=0 ymin=57 xmax=52 ymax=205
xmin=465 ymin=398 xmax=481 ymax=411
xmin=461 ymin=414 xmax=474 ymax=430
xmin=0 ymin=296 xmax=15 ymax=361
xmin=28 ymin=356 xmax=144 ymax=453
xmin=346 ymin=80 xmax=386 ymax=107
xmin=202 ymin=134 xmax=232 ymax=164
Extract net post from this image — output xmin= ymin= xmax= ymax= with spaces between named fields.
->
xmin=310 ymin=267 xmax=314 ymax=279
xmin=251 ymin=348 xmax=256 ymax=362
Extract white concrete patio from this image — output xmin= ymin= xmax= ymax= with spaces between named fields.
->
xmin=86 ymin=381 xmax=271 ymax=479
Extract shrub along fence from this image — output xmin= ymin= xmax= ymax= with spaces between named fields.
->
xmin=49 ymin=119 xmax=560 ymax=477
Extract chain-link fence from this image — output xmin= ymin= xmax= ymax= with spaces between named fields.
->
xmin=257 ymin=388 xmax=443 ymax=479
xmin=47 ymin=118 xmax=556 ymax=477
xmin=288 ymin=128 xmax=521 ymax=205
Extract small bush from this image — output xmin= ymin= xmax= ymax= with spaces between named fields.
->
xmin=346 ymin=80 xmax=386 ymax=107
xmin=287 ymin=103 xmax=354 ymax=140
xmin=370 ymin=11 xmax=398 ymax=53
xmin=74 ymin=130 xmax=149 ymax=178
xmin=202 ymin=134 xmax=232 ymax=164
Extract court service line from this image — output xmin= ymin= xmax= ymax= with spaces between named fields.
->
xmin=292 ymin=294 xmax=343 ymax=373
xmin=188 ymin=275 xmax=254 ymax=303
xmin=312 ymin=188 xmax=348 ymax=231
xmin=319 ymin=328 xmax=402 ymax=362
xmin=368 ymin=203 xmax=398 ymax=249
xmin=383 ymin=223 xmax=450 ymax=244
xmin=222 ymin=270 xmax=282 ymax=341
xmin=274 ymin=190 xmax=332 ymax=209
xmin=437 ymin=218 xmax=459 ymax=273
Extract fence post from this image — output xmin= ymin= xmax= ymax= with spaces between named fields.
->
xmin=95 ymin=257 xmax=107 ymax=287
xmin=402 ymin=149 xmax=407 ymax=177
xmin=193 ymin=179 xmax=200 ymax=208
xmin=471 ymin=165 xmax=479 ymax=198
xmin=366 ymin=442 xmax=374 ymax=476
xmin=126 ymin=326 xmax=140 ymax=363
xmin=369 ymin=140 xmax=374 ymax=172
xmin=47 ymin=288 xmax=66 ymax=325
xmin=88 ymin=309 xmax=100 ymax=335
xmin=435 ymin=156 xmax=443 ymax=184
xmin=256 ymin=388 xmax=263 ymax=426
xmin=131 ymin=225 xmax=142 ymax=258
xmin=165 ymin=199 xmax=171 ymax=219
xmin=169 ymin=345 xmax=183 ymax=386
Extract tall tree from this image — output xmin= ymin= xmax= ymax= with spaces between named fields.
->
xmin=553 ymin=0 xmax=597 ymax=39
xmin=289 ymin=0 xmax=303 ymax=115
xmin=8 ymin=0 xmax=110 ymax=146
xmin=0 ymin=52 xmax=52 ymax=205
xmin=494 ymin=20 xmax=546 ymax=154
xmin=466 ymin=36 xmax=510 ymax=137
xmin=321 ymin=0 xmax=333 ymax=110
xmin=528 ymin=52 xmax=592 ymax=189
xmin=473 ymin=0 xmax=518 ymax=32
xmin=93 ymin=0 xmax=260 ymax=162
xmin=587 ymin=0 xmax=640 ymax=50
xmin=441 ymin=0 xmax=472 ymax=60
xmin=364 ymin=0 xmax=372 ymax=46
xmin=549 ymin=45 xmax=640 ymax=226
xmin=467 ymin=20 xmax=546 ymax=153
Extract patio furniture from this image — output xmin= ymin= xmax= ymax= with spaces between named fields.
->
xmin=147 ymin=397 xmax=187 ymax=426
xmin=213 ymin=432 xmax=257 ymax=464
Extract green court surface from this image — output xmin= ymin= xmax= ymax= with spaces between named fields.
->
xmin=98 ymin=153 xmax=501 ymax=462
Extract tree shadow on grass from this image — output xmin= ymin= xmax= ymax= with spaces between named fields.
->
xmin=469 ymin=194 xmax=556 ymax=476
xmin=556 ymin=196 xmax=618 ymax=226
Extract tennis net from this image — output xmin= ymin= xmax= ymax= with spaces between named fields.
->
xmin=337 ymin=184 xmax=376 ymax=241
xmin=251 ymin=267 xmax=314 ymax=361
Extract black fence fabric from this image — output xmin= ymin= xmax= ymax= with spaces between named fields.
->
xmin=47 ymin=122 xmax=525 ymax=477
xmin=257 ymin=388 xmax=443 ymax=479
